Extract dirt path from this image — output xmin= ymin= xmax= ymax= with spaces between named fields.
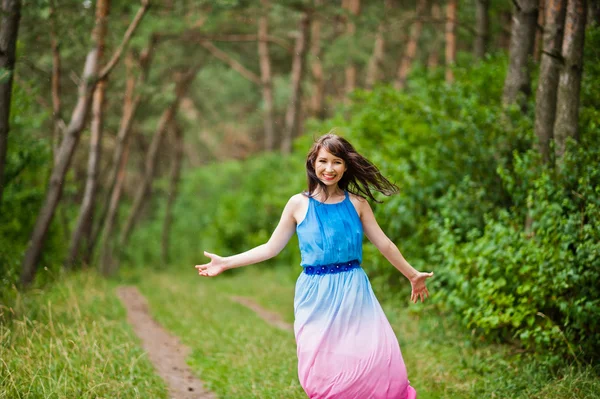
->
xmin=117 ymin=286 xmax=215 ymax=399
xmin=230 ymin=296 xmax=293 ymax=332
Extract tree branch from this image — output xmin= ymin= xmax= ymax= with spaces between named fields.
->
xmin=99 ymin=0 xmax=150 ymax=79
xmin=199 ymin=40 xmax=261 ymax=85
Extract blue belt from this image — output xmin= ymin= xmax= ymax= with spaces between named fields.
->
xmin=303 ymin=260 xmax=361 ymax=275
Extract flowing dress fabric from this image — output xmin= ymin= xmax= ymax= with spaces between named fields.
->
xmin=295 ymin=192 xmax=417 ymax=399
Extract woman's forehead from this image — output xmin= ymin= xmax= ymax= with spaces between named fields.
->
xmin=316 ymin=147 xmax=343 ymax=160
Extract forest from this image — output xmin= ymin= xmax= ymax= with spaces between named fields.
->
xmin=1 ymin=0 xmax=599 ymax=398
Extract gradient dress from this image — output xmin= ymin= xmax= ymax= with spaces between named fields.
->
xmin=294 ymin=191 xmax=417 ymax=399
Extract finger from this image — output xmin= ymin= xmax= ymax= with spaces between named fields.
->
xmin=420 ymin=292 xmax=424 ymax=303
xmin=410 ymin=291 xmax=415 ymax=303
xmin=427 ymin=271 xmax=434 ymax=277
xmin=204 ymin=251 xmax=213 ymax=259
xmin=425 ymin=288 xmax=430 ymax=298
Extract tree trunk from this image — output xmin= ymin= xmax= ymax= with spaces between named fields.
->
xmin=119 ymin=66 xmax=200 ymax=247
xmin=161 ymin=122 xmax=183 ymax=265
xmin=89 ymin=40 xmax=155 ymax=264
xmin=554 ymin=0 xmax=587 ymax=160
xmin=258 ymin=0 xmax=275 ymax=151
xmin=427 ymin=0 xmax=442 ymax=69
xmin=310 ymin=0 xmax=326 ymax=118
xmin=0 ymin=0 xmax=21 ymax=207
xmin=395 ymin=0 xmax=426 ymax=89
xmin=344 ymin=0 xmax=360 ymax=97
xmin=365 ymin=1 xmax=387 ymax=90
xmin=49 ymin=0 xmax=62 ymax=165
xmin=445 ymin=0 xmax=457 ymax=83
xmin=534 ymin=0 xmax=566 ymax=163
xmin=281 ymin=11 xmax=311 ymax=154
xmin=534 ymin=0 xmax=546 ymax=62
xmin=66 ymin=0 xmax=111 ymax=269
xmin=474 ymin=0 xmax=490 ymax=58
xmin=499 ymin=11 xmax=513 ymax=50
xmin=20 ymin=0 xmax=148 ymax=287
xmin=99 ymin=134 xmax=130 ymax=275
xmin=502 ymin=0 xmax=539 ymax=107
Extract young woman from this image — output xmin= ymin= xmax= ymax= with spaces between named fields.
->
xmin=196 ymin=133 xmax=433 ymax=399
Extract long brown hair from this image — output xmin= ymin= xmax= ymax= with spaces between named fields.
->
xmin=306 ymin=133 xmax=399 ymax=202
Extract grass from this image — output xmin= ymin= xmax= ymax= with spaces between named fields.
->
xmin=0 ymin=271 xmax=168 ymax=399
xmin=1 ymin=265 xmax=598 ymax=398
xmin=135 ymin=264 xmax=600 ymax=399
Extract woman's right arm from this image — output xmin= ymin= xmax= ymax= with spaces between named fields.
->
xmin=195 ymin=195 xmax=301 ymax=277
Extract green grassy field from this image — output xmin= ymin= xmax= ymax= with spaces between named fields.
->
xmin=0 ymin=272 xmax=168 ymax=399
xmin=1 ymin=266 xmax=598 ymax=398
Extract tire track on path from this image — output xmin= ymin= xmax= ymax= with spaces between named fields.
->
xmin=230 ymin=296 xmax=293 ymax=332
xmin=117 ymin=286 xmax=215 ymax=399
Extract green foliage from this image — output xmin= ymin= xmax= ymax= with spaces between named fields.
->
xmin=0 ymin=82 xmax=67 ymax=296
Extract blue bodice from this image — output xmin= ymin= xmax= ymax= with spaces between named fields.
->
xmin=296 ymin=191 xmax=363 ymax=267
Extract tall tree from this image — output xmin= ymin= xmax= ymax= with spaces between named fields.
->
xmin=365 ymin=0 xmax=391 ymax=90
xmin=310 ymin=0 xmax=326 ymax=118
xmin=534 ymin=0 xmax=546 ymax=62
xmin=502 ymin=0 xmax=539 ymax=107
xmin=554 ymin=0 xmax=587 ymax=160
xmin=91 ymin=38 xmax=156 ymax=264
xmin=258 ymin=0 xmax=275 ymax=150
xmin=281 ymin=11 xmax=311 ymax=154
xmin=395 ymin=0 xmax=426 ymax=89
xmin=119 ymin=65 xmax=200 ymax=247
xmin=161 ymin=121 xmax=183 ymax=265
xmin=427 ymin=0 xmax=442 ymax=69
xmin=0 ymin=0 xmax=21 ymax=206
xmin=534 ymin=0 xmax=566 ymax=163
xmin=66 ymin=0 xmax=112 ymax=268
xmin=343 ymin=0 xmax=361 ymax=96
xmin=445 ymin=0 xmax=457 ymax=83
xmin=474 ymin=0 xmax=490 ymax=58
xmin=48 ymin=0 xmax=63 ymax=164
xmin=20 ymin=0 xmax=149 ymax=287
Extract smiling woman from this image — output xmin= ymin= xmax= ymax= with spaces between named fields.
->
xmin=195 ymin=132 xmax=433 ymax=399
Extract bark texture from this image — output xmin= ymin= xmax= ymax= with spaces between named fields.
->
xmin=161 ymin=122 xmax=183 ymax=265
xmin=49 ymin=0 xmax=62 ymax=164
xmin=502 ymin=0 xmax=539 ymax=106
xmin=554 ymin=0 xmax=587 ymax=159
xmin=20 ymin=0 xmax=148 ymax=286
xmin=474 ymin=0 xmax=490 ymax=58
xmin=395 ymin=0 xmax=426 ymax=89
xmin=93 ymin=40 xmax=155 ymax=265
xmin=427 ymin=0 xmax=442 ymax=69
xmin=534 ymin=0 xmax=566 ymax=163
xmin=310 ymin=0 xmax=326 ymax=118
xmin=344 ymin=0 xmax=360 ymax=96
xmin=66 ymin=0 xmax=111 ymax=268
xmin=534 ymin=0 xmax=546 ymax=62
xmin=0 ymin=0 xmax=21 ymax=206
xmin=119 ymin=66 xmax=200 ymax=247
xmin=445 ymin=0 xmax=457 ymax=83
xmin=281 ymin=11 xmax=311 ymax=154
xmin=258 ymin=0 xmax=275 ymax=150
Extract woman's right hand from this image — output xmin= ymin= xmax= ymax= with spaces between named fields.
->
xmin=195 ymin=251 xmax=228 ymax=277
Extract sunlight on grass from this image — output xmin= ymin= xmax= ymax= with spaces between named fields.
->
xmin=0 ymin=271 xmax=167 ymax=399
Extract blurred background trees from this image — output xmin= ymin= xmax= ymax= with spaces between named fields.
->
xmin=1 ymin=0 xmax=598 ymax=364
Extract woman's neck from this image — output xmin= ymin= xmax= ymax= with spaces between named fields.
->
xmin=314 ymin=185 xmax=344 ymax=200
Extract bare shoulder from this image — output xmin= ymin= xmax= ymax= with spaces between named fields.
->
xmin=288 ymin=193 xmax=309 ymax=208
xmin=348 ymin=192 xmax=369 ymax=217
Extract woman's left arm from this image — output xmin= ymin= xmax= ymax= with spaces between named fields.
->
xmin=355 ymin=197 xmax=434 ymax=303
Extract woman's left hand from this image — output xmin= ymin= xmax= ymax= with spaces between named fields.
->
xmin=409 ymin=271 xmax=434 ymax=303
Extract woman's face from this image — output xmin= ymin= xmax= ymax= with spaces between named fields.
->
xmin=314 ymin=148 xmax=347 ymax=187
